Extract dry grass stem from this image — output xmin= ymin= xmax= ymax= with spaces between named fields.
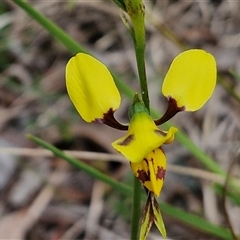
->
xmin=1 ymin=147 xmax=240 ymax=187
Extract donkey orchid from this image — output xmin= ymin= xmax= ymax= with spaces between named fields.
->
xmin=65 ymin=49 xmax=216 ymax=197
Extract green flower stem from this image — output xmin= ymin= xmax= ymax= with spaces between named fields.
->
xmin=128 ymin=1 xmax=149 ymax=110
xmin=27 ymin=134 xmax=232 ymax=239
xmin=131 ymin=177 xmax=142 ymax=240
xmin=126 ymin=1 xmax=149 ymax=238
xmin=134 ymin=42 xmax=149 ymax=109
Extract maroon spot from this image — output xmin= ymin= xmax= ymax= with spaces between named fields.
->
xmin=156 ymin=166 xmax=166 ymax=180
xmin=137 ymin=169 xmax=150 ymax=183
xmin=118 ymin=134 xmax=134 ymax=146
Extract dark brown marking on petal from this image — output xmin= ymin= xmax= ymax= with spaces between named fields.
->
xmin=117 ymin=134 xmax=134 ymax=146
xmin=94 ymin=108 xmax=128 ymax=131
xmin=150 ymin=157 xmax=153 ymax=162
xmin=156 ymin=166 xmax=166 ymax=180
xmin=154 ymin=97 xmax=185 ymax=126
xmin=137 ymin=169 xmax=150 ymax=183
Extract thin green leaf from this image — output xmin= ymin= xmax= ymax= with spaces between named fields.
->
xmin=160 ymin=201 xmax=232 ymax=239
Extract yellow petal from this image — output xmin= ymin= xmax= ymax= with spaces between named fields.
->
xmin=162 ymin=49 xmax=216 ymax=111
xmin=130 ymin=148 xmax=167 ymax=197
xmin=112 ymin=111 xmax=178 ymax=163
xmin=66 ymin=53 xmax=121 ymax=122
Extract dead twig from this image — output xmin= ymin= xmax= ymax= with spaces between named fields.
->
xmin=1 ymin=147 xmax=240 ymax=187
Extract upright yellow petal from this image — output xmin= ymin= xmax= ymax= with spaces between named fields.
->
xmin=112 ymin=111 xmax=178 ymax=163
xmin=66 ymin=53 xmax=121 ymax=122
xmin=162 ymin=49 xmax=216 ymax=111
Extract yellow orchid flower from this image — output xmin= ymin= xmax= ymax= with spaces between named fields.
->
xmin=65 ymin=49 xmax=216 ymax=198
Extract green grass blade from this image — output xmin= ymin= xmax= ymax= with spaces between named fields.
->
xmin=160 ymin=201 xmax=232 ymax=239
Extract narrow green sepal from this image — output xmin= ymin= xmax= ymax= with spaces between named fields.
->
xmin=152 ymin=194 xmax=167 ymax=238
xmin=112 ymin=0 xmax=127 ymax=12
xmin=128 ymin=93 xmax=148 ymax=119
xmin=120 ymin=10 xmax=134 ymax=38
xmin=140 ymin=192 xmax=167 ymax=240
xmin=139 ymin=193 xmax=153 ymax=240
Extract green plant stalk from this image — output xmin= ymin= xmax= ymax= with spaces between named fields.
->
xmin=27 ymin=134 xmax=232 ymax=239
xmin=125 ymin=0 xmax=149 ymax=240
xmin=126 ymin=1 xmax=149 ymax=238
xmin=134 ymin=40 xmax=149 ymax=109
xmin=128 ymin=2 xmax=149 ymax=110
xmin=131 ymin=177 xmax=142 ymax=240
